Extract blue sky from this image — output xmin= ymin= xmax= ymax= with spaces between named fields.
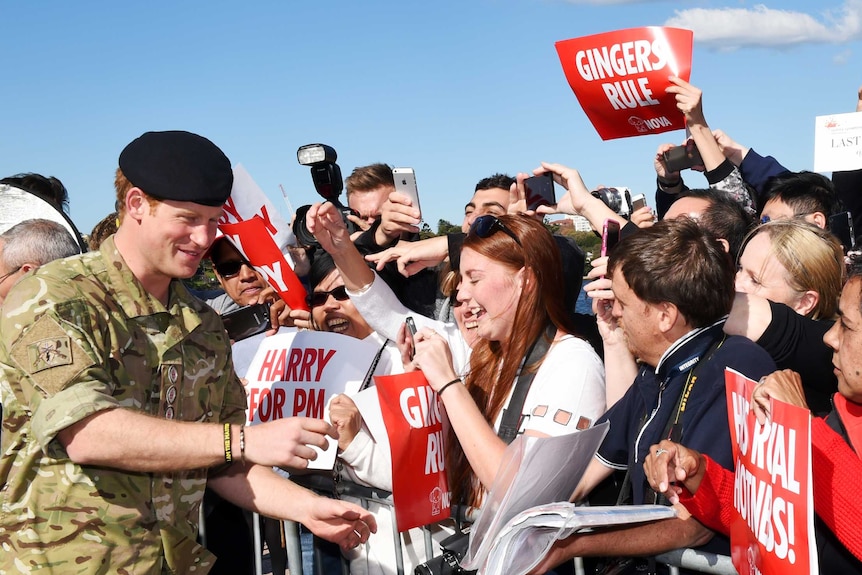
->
xmin=2 ymin=0 xmax=860 ymax=235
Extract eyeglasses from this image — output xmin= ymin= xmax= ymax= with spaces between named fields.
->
xmin=0 ymin=266 xmax=22 ymax=285
xmin=308 ymin=285 xmax=350 ymax=307
xmin=469 ymin=215 xmax=521 ymax=246
xmin=214 ymin=259 xmax=252 ymax=278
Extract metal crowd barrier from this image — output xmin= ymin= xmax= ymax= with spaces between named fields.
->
xmin=654 ymin=549 xmax=738 ymax=575
xmin=201 ymin=487 xmax=737 ymax=575
xmin=283 ymin=474 xmax=454 ymax=575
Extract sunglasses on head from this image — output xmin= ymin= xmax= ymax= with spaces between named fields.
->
xmin=214 ymin=259 xmax=252 ymax=278
xmin=469 ymin=215 xmax=522 ymax=246
xmin=308 ymin=285 xmax=350 ymax=307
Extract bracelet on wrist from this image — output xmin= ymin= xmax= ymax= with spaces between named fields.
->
xmin=223 ymin=422 xmax=233 ymax=463
xmin=657 ymin=177 xmax=682 ymax=189
xmin=239 ymin=425 xmax=246 ymax=462
xmin=437 ymin=377 xmax=463 ymax=397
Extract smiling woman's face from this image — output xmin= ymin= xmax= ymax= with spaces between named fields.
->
xmin=455 ymin=247 xmax=522 ymax=344
xmin=311 ymin=269 xmax=373 ymax=340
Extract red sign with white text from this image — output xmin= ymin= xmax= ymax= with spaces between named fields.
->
xmin=219 ymin=217 xmax=309 ymax=312
xmin=374 ymin=371 xmax=450 ymax=531
xmin=725 ymin=369 xmax=817 ymax=575
xmin=555 ymin=27 xmax=693 ymax=140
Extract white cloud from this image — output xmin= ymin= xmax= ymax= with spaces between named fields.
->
xmin=833 ymin=48 xmax=854 ymax=63
xmin=665 ymin=1 xmax=862 ymax=49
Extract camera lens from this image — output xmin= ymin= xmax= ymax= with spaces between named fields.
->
xmin=591 ymin=188 xmax=623 ymax=214
xmin=292 ymin=205 xmax=321 ymax=248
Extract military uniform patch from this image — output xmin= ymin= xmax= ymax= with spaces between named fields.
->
xmin=10 ymin=314 xmax=94 ymax=396
xmin=27 ymin=337 xmax=73 ymax=372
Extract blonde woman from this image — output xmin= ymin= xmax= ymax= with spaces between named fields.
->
xmin=726 ymin=219 xmax=844 ymax=413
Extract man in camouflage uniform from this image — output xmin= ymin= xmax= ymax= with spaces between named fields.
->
xmin=0 ymin=131 xmax=375 ymax=574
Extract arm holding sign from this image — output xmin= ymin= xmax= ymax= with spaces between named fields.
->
xmin=412 ymin=328 xmax=509 ymax=487
xmin=666 ymin=77 xmax=755 ymax=215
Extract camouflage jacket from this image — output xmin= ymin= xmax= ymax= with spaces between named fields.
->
xmin=0 ymin=236 xmax=246 ymax=574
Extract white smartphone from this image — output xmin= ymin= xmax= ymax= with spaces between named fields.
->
xmin=392 ymin=167 xmax=422 ymax=216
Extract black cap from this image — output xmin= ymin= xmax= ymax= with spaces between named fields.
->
xmin=119 ymin=130 xmax=233 ymax=206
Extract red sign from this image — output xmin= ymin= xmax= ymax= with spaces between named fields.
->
xmin=555 ymin=27 xmax=693 ymax=140
xmin=725 ymin=370 xmax=817 ymax=575
xmin=219 ymin=217 xmax=309 ymax=312
xmin=374 ymin=371 xmax=451 ymax=531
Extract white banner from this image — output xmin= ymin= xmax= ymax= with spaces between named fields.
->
xmin=220 ymin=164 xmax=296 ymax=252
xmin=813 ymin=111 xmax=862 ymax=172
xmin=241 ymin=330 xmax=379 ymax=469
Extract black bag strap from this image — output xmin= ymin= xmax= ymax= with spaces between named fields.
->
xmin=497 ymin=323 xmax=557 ymax=444
xmin=359 ymin=338 xmax=390 ymax=391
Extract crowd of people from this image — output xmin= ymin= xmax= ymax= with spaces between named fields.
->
xmin=0 ymin=79 xmax=861 ymax=575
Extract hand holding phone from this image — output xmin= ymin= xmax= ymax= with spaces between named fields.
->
xmin=393 ymin=168 xmax=422 ymax=217
xmin=405 ymin=317 xmax=417 ymax=360
xmin=222 ymin=303 xmax=273 ymax=341
xmin=601 ymin=219 xmax=621 ymax=258
xmin=662 ymin=140 xmax=702 ymax=172
xmin=523 ymin=173 xmax=556 ymax=211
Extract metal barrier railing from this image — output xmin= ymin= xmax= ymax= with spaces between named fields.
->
xmin=201 ymin=486 xmax=737 ymax=575
xmin=655 ymin=548 xmax=738 ymax=575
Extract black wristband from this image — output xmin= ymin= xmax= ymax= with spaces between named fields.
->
xmin=437 ymin=377 xmax=463 ymax=397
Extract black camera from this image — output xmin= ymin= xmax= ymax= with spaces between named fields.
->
xmin=414 ymin=531 xmax=472 ymax=575
xmin=292 ymin=143 xmax=360 ymax=247
xmin=662 ymin=140 xmax=703 ymax=173
xmin=591 ymin=187 xmax=632 ymax=217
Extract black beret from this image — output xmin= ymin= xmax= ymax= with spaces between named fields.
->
xmin=119 ymin=130 xmax=233 ymax=207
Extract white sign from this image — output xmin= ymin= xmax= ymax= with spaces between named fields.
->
xmin=242 ymin=330 xmax=379 ymax=469
xmin=220 ymin=164 xmax=296 ymax=252
xmin=813 ymin=111 xmax=862 ymax=172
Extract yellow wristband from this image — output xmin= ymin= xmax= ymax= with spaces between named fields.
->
xmin=223 ymin=422 xmax=233 ymax=463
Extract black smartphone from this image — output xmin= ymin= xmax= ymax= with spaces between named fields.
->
xmin=222 ymin=303 xmax=272 ymax=341
xmin=405 ymin=316 xmax=417 ymax=359
xmin=601 ymin=219 xmax=621 ymax=258
xmin=662 ymin=140 xmax=703 ymax=173
xmin=524 ymin=173 xmax=556 ymax=211
xmin=829 ymin=211 xmax=856 ymax=250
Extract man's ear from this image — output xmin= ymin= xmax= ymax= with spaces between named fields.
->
xmin=808 ymin=211 xmax=828 ymax=230
xmin=125 ymin=188 xmax=148 ymax=222
xmin=19 ymin=263 xmax=37 ymax=274
xmin=656 ymin=302 xmax=680 ymax=334
xmin=717 ymin=238 xmax=730 ymax=253
xmin=793 ymin=290 xmax=820 ymax=318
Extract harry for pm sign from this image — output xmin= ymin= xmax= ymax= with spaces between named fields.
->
xmin=555 ymin=27 xmax=693 ymax=141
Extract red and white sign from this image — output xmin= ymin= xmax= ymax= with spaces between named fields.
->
xmin=219 ymin=217 xmax=309 ymax=312
xmin=725 ymin=369 xmax=817 ymax=575
xmin=555 ymin=27 xmax=693 ymax=141
xmin=243 ymin=331 xmax=379 ymax=469
xmin=218 ymin=165 xmax=308 ymax=311
xmin=374 ymin=371 xmax=450 ymax=531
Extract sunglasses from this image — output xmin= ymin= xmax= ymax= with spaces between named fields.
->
xmin=308 ymin=285 xmax=350 ymax=307
xmin=469 ymin=215 xmax=522 ymax=246
xmin=214 ymin=259 xmax=252 ymax=278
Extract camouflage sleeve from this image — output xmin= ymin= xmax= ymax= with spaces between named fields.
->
xmin=220 ymin=344 xmax=249 ymax=427
xmin=2 ymin=286 xmax=118 ymax=450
